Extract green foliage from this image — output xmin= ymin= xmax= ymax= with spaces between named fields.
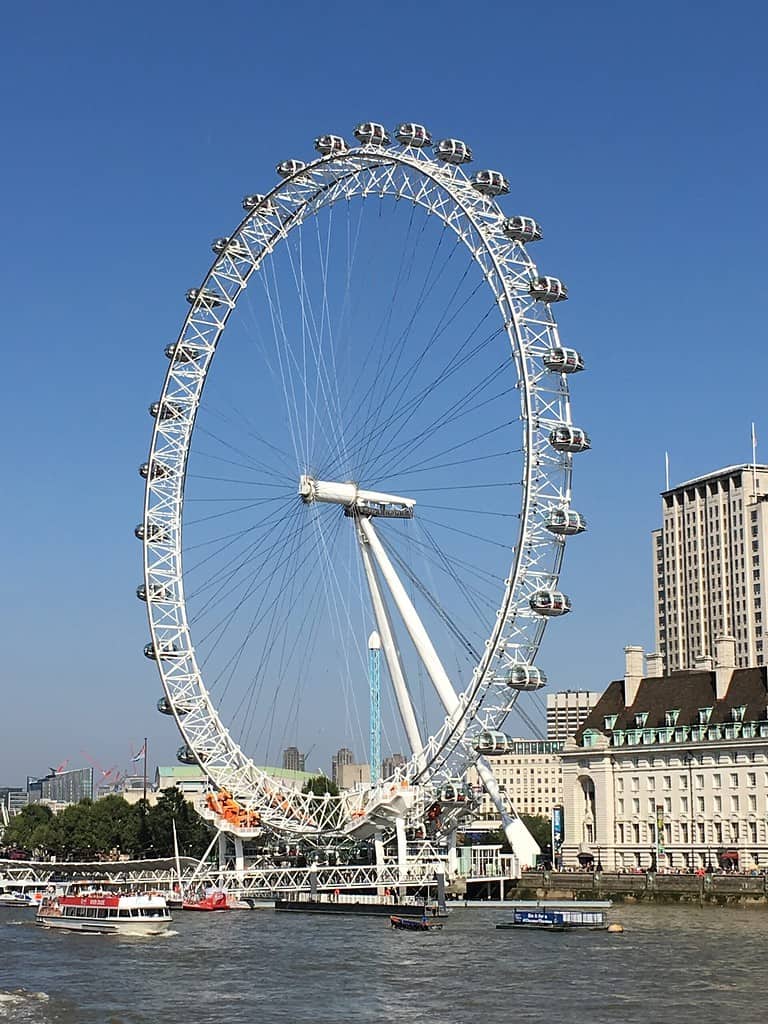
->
xmin=1 ymin=789 xmax=213 ymax=861
xmin=302 ymin=776 xmax=339 ymax=797
xmin=519 ymin=815 xmax=552 ymax=850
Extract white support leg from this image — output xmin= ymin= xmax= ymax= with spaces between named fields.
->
xmin=234 ymin=835 xmax=245 ymax=883
xmin=358 ymin=529 xmax=424 ymax=758
xmin=475 ymin=755 xmax=540 ymax=867
xmin=358 ymin=516 xmax=460 ymax=716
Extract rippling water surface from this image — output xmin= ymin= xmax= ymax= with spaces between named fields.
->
xmin=2 ymin=902 xmax=766 ymax=1023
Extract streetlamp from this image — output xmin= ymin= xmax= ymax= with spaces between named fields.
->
xmin=706 ymin=847 xmax=713 ymax=874
xmin=596 ymin=846 xmax=604 ymax=873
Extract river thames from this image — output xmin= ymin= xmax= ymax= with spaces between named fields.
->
xmin=1 ymin=902 xmax=765 ymax=1023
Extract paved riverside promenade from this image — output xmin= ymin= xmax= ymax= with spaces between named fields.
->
xmin=512 ymin=870 xmax=768 ymax=906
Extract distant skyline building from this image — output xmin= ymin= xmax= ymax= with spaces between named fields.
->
xmin=282 ymin=746 xmax=306 ymax=772
xmin=382 ymin=753 xmax=405 ymax=778
xmin=331 ymin=747 xmax=354 ymax=784
xmin=546 ymin=691 xmax=601 ymax=742
xmin=653 ymin=463 xmax=768 ymax=672
xmin=28 ymin=767 xmax=93 ymax=806
xmin=336 ymin=762 xmax=371 ymax=791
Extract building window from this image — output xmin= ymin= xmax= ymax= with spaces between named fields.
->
xmin=714 ymin=795 xmax=722 ymax=812
xmin=663 ymin=775 xmax=672 ymax=790
xmin=713 ymin=774 xmax=721 ymax=789
xmin=730 ymin=773 xmax=739 ymax=788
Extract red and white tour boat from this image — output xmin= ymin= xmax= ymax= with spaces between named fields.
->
xmin=36 ymin=889 xmax=172 ymax=935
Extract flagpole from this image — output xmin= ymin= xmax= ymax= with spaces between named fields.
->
xmin=665 ymin=451 xmax=670 ymax=491
xmin=143 ymin=736 xmax=147 ymax=805
xmin=752 ymin=424 xmax=758 ymax=501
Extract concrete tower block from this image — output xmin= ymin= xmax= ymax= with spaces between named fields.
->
xmin=624 ymin=645 xmax=645 ymax=707
xmin=715 ymin=635 xmax=736 ymax=700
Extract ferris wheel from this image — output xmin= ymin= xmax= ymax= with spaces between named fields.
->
xmin=138 ymin=122 xmax=589 ymax=842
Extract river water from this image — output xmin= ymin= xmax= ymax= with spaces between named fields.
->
xmin=1 ymin=902 xmax=765 ymax=1024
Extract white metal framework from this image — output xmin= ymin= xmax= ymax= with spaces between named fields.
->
xmin=139 ymin=123 xmax=587 ymax=841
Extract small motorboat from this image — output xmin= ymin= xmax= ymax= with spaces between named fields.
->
xmin=181 ymin=890 xmax=230 ymax=912
xmin=389 ymin=915 xmax=443 ymax=932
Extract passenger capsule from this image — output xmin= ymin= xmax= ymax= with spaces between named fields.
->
xmin=158 ymin=696 xmax=190 ymax=716
xmin=394 ymin=123 xmax=432 ymax=147
xmin=476 ymin=730 xmax=513 ymax=754
xmin=139 ymin=460 xmax=172 ymax=480
xmin=549 ymin=426 xmax=591 ymax=453
xmin=165 ymin=341 xmax=201 ymax=363
xmin=502 ymin=665 xmax=548 ymax=691
xmin=242 ymin=193 xmax=266 ymax=210
xmin=315 ymin=134 xmax=348 ymax=155
xmin=545 ymin=509 xmax=587 ymax=536
xmin=186 ymin=287 xmax=223 ymax=308
xmin=529 ymin=276 xmax=568 ymax=302
xmin=211 ymin=237 xmax=250 ymax=258
xmin=471 ymin=170 xmax=509 ymax=197
xmin=136 ymin=582 xmax=169 ymax=602
xmin=529 ymin=590 xmax=572 ymax=616
xmin=177 ymin=745 xmax=198 ymax=765
xmin=134 ymin=522 xmax=168 ymax=543
xmin=502 ymin=216 xmax=543 ymax=243
xmin=276 ymin=159 xmax=306 ymax=178
xmin=149 ymin=400 xmax=182 ymax=421
xmin=434 ymin=139 xmax=472 ymax=164
xmin=543 ymin=347 xmax=585 ymax=373
xmin=353 ymin=122 xmax=390 ymax=145
xmin=144 ymin=641 xmax=182 ymax=661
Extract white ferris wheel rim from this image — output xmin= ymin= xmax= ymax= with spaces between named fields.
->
xmin=141 ymin=131 xmax=582 ymax=836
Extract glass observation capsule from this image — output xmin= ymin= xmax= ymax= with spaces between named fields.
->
xmin=543 ymin=347 xmax=585 ymax=373
xmin=134 ymin=522 xmax=168 ymax=543
xmin=353 ymin=122 xmax=390 ymax=145
xmin=314 ymin=134 xmax=348 ymax=155
xmin=545 ymin=509 xmax=587 ymax=536
xmin=186 ymin=287 xmax=223 ymax=308
xmin=211 ymin=237 xmax=250 ymax=258
xmin=165 ymin=342 xmax=201 ymax=363
xmin=394 ymin=123 xmax=432 ymax=147
xmin=139 ymin=460 xmax=173 ymax=480
xmin=242 ymin=193 xmax=266 ymax=210
xmin=476 ymin=730 xmax=512 ymax=753
xmin=136 ymin=582 xmax=169 ymax=602
xmin=529 ymin=276 xmax=568 ymax=302
xmin=143 ymin=641 xmax=182 ymax=661
xmin=471 ymin=170 xmax=509 ymax=197
xmin=158 ymin=696 xmax=190 ymax=716
xmin=549 ymin=426 xmax=591 ymax=453
xmin=502 ymin=665 xmax=548 ymax=691
xmin=529 ymin=590 xmax=572 ymax=616
xmin=502 ymin=216 xmax=542 ymax=243
xmin=177 ymin=745 xmax=198 ymax=764
xmin=276 ymin=159 xmax=306 ymax=178
xmin=149 ymin=400 xmax=182 ymax=421
xmin=434 ymin=138 xmax=472 ymax=164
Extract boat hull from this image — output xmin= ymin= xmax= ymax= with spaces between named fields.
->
xmin=36 ymin=914 xmax=171 ymax=936
xmin=274 ymin=898 xmax=446 ymax=918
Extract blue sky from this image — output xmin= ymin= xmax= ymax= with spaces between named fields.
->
xmin=0 ymin=0 xmax=766 ymax=786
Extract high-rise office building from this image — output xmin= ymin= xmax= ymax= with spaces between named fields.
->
xmin=282 ymin=746 xmax=306 ymax=772
xmin=331 ymin=747 xmax=354 ymax=784
xmin=546 ymin=691 xmax=601 ymax=742
xmin=653 ymin=464 xmax=768 ymax=672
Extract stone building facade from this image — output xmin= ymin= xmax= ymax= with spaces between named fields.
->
xmin=562 ymin=640 xmax=768 ymax=871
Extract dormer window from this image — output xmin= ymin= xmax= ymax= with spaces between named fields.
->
xmin=634 ymin=712 xmax=648 ymax=728
xmin=665 ymin=710 xmax=680 ymax=727
xmin=604 ymin=715 xmax=618 ymax=730
xmin=698 ymin=707 xmax=713 ymax=725
xmin=583 ymin=729 xmax=599 ymax=749
xmin=731 ymin=705 xmax=746 ymax=722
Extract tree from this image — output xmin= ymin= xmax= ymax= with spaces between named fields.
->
xmin=302 ymin=776 xmax=339 ymax=797
xmin=1 ymin=803 xmax=54 ymax=855
xmin=145 ymin=787 xmax=211 ymax=859
xmin=519 ymin=814 xmax=552 ymax=851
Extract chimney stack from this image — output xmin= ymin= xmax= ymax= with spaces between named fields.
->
xmin=715 ymin=636 xmax=736 ymax=700
xmin=646 ymin=652 xmax=664 ymax=678
xmin=694 ymin=653 xmax=715 ymax=671
xmin=624 ymin=645 xmax=645 ymax=706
